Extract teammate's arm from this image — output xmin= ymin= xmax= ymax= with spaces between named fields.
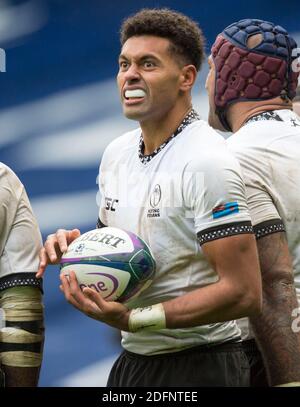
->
xmin=0 ymin=286 xmax=44 ymax=387
xmin=249 ymin=228 xmax=300 ymax=386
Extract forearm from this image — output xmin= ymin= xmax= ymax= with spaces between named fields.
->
xmin=1 ymin=366 xmax=43 ymax=387
xmin=163 ymin=278 xmax=259 ymax=329
xmin=251 ymin=231 xmax=300 ymax=386
xmin=250 ymin=279 xmax=300 ymax=386
xmin=129 ymin=235 xmax=261 ymax=332
xmin=0 ymin=286 xmax=44 ymax=387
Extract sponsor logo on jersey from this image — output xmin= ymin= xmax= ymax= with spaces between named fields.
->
xmin=150 ymin=184 xmax=161 ymax=208
xmin=212 ymin=201 xmax=239 ymax=219
xmin=105 ymin=197 xmax=119 ymax=211
xmin=148 ymin=184 xmax=161 ymax=217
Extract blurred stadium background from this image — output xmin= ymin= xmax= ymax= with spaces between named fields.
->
xmin=0 ymin=0 xmax=299 ymax=386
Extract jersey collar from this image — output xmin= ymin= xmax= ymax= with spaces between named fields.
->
xmin=138 ymin=108 xmax=200 ymax=165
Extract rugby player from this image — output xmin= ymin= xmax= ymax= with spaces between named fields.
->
xmin=37 ymin=9 xmax=262 ymax=386
xmin=206 ymin=18 xmax=300 ymax=386
xmin=0 ymin=163 xmax=44 ymax=386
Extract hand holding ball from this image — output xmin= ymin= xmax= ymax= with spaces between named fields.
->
xmin=60 ymin=227 xmax=156 ymax=303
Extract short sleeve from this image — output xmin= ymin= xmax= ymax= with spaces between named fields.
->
xmin=238 ymin=171 xmax=284 ymax=239
xmin=229 ymin=144 xmax=285 ymax=239
xmin=0 ymin=164 xmax=43 ymax=289
xmin=97 ymin=158 xmax=108 ymax=228
xmin=183 ymin=150 xmax=253 ymax=245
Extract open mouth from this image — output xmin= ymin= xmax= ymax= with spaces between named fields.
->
xmin=124 ymin=89 xmax=146 ymax=101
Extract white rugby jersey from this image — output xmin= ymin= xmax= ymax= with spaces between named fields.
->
xmin=0 ymin=164 xmax=42 ymax=291
xmin=98 ymin=117 xmax=253 ymax=355
xmin=227 ymin=109 xmax=300 ymax=339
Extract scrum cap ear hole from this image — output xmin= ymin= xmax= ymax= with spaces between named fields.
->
xmin=247 ymin=33 xmax=263 ymax=49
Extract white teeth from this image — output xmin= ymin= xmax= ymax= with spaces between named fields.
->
xmin=125 ymin=89 xmax=146 ymax=99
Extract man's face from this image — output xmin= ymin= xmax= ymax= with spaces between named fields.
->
xmin=205 ymin=55 xmax=226 ymax=131
xmin=117 ymin=35 xmax=184 ymax=122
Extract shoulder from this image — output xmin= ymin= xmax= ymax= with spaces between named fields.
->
xmin=100 ymin=128 xmax=140 ymax=167
xmin=0 ymin=163 xmax=22 ymax=187
xmin=0 ymin=163 xmax=23 ymax=200
xmin=183 ymin=122 xmax=241 ymax=175
xmin=104 ymin=128 xmax=140 ymax=154
xmin=227 ymin=110 xmax=298 ymax=152
xmin=187 ymin=120 xmax=227 ymax=145
xmin=0 ymin=162 xmax=12 ymax=178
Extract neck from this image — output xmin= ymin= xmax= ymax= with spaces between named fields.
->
xmin=227 ymin=97 xmax=293 ymax=132
xmin=140 ymin=101 xmax=193 ymax=155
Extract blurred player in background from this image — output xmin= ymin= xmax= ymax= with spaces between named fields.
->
xmin=206 ymin=18 xmax=300 ymax=387
xmin=0 ymin=163 xmax=44 ymax=386
xmin=293 ymin=86 xmax=300 ymax=116
xmin=38 ymin=9 xmax=262 ymax=386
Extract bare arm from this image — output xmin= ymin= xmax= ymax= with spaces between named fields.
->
xmin=250 ymin=231 xmax=300 ymax=386
xmin=164 ymin=233 xmax=262 ymax=328
xmin=2 ymin=366 xmax=42 ymax=387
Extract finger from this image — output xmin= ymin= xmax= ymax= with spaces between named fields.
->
xmin=56 ymin=229 xmax=69 ymax=253
xmin=61 ymin=274 xmax=99 ymax=315
xmin=44 ymin=236 xmax=60 ymax=263
xmin=61 ymin=286 xmax=82 ymax=310
xmin=67 ymin=271 xmax=88 ymax=303
xmin=70 ymin=229 xmax=81 ymax=241
xmin=60 ymin=274 xmax=80 ymax=307
xmin=68 ymin=272 xmax=101 ymax=314
xmin=83 ymin=287 xmax=107 ymax=310
xmin=36 ymin=248 xmax=48 ymax=278
xmin=62 ymin=271 xmax=91 ymax=307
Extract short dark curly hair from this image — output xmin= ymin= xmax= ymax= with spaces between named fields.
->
xmin=120 ymin=8 xmax=205 ymax=71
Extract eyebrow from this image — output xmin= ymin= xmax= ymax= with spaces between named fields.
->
xmin=118 ymin=53 xmax=161 ymax=62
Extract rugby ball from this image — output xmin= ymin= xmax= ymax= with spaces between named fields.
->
xmin=60 ymin=227 xmax=156 ymax=303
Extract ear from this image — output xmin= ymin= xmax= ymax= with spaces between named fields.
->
xmin=179 ymin=65 xmax=197 ymax=91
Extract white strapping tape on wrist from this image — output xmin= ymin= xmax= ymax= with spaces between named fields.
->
xmin=128 ymin=303 xmax=166 ymax=333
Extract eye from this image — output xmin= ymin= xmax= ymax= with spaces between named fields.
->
xmin=143 ymin=60 xmax=155 ymax=68
xmin=119 ymin=61 xmax=129 ymax=70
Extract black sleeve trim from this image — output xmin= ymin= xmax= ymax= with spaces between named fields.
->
xmin=197 ymin=221 xmax=253 ymax=246
xmin=0 ymin=273 xmax=43 ymax=293
xmin=253 ymin=218 xmax=285 ymax=240
xmin=96 ymin=217 xmax=107 ymax=229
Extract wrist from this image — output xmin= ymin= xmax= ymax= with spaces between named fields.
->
xmin=128 ymin=303 xmax=166 ymax=333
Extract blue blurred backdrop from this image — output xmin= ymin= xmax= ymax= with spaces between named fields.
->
xmin=0 ymin=0 xmax=299 ymax=386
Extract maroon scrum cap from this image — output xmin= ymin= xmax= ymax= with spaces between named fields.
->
xmin=211 ymin=19 xmax=299 ymax=130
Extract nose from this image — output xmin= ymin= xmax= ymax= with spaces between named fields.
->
xmin=123 ymin=63 xmax=141 ymax=82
